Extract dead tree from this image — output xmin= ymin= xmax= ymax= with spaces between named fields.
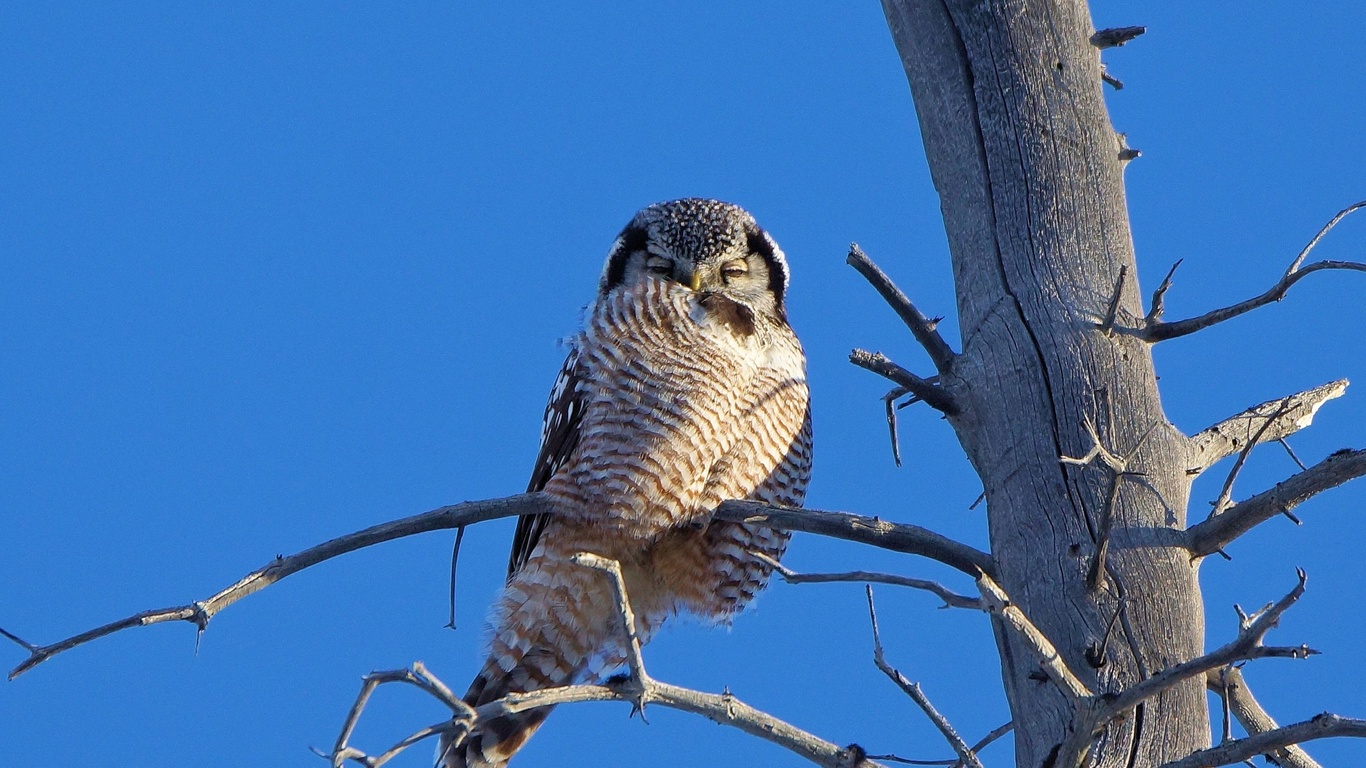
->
xmin=5 ymin=2 xmax=1364 ymax=767
xmin=876 ymin=1 xmax=1364 ymax=766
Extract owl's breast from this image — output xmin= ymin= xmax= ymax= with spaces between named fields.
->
xmin=543 ymin=280 xmax=805 ymax=540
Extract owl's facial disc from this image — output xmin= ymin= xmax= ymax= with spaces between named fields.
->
xmin=598 ymin=199 xmax=790 ymax=321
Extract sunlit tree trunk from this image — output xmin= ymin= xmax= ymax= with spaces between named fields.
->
xmin=881 ymin=1 xmax=1208 ymax=764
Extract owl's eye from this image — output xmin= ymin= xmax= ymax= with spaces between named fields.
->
xmin=720 ymin=259 xmax=749 ymax=281
xmin=645 ymin=255 xmax=673 ymax=275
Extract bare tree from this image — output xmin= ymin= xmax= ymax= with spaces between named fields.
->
xmin=5 ymin=2 xmax=1364 ymax=767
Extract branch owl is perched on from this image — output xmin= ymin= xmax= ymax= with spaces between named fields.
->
xmin=445 ymin=199 xmax=813 ymax=767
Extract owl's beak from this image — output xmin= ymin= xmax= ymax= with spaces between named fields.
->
xmin=689 ymin=272 xmax=702 ymax=291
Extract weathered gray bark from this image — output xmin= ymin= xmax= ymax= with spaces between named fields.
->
xmin=881 ymin=1 xmax=1207 ymax=765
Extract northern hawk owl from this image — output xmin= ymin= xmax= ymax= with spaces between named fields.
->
xmin=446 ymin=198 xmax=812 ymax=766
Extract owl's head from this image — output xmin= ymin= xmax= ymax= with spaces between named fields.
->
xmin=599 ymin=198 xmax=790 ymax=320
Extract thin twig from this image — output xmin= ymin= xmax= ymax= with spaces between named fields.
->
xmin=885 ymin=387 xmax=908 ymax=467
xmin=1279 ymin=438 xmax=1309 ymax=472
xmin=321 ymin=662 xmax=474 ymax=768
xmin=324 ymin=556 xmax=888 ymax=768
xmin=847 ymin=244 xmax=956 ymax=374
xmin=1085 ymin=598 xmax=1126 ymax=669
xmin=445 ymin=524 xmax=466 ymax=630
xmin=1143 ymin=201 xmax=1366 ymax=342
xmin=1086 ymin=472 xmax=1124 ymax=590
xmin=1058 ymin=418 xmax=1149 ymax=591
xmin=489 ymin=557 xmax=882 ymax=768
xmin=1099 ymin=265 xmax=1128 ymax=336
xmin=1144 ymin=260 xmax=1183 ymax=324
xmin=1100 ymin=65 xmax=1124 ymax=90
xmin=1187 ymin=449 xmax=1366 ymax=557
xmin=1187 ymin=380 xmax=1348 ymax=476
xmin=1207 ymin=403 xmax=1292 ymax=518
xmin=867 ymin=587 xmax=985 ymax=768
xmin=757 ymin=552 xmax=980 ymax=608
xmin=957 ymin=722 xmax=1013 ymax=768
xmin=851 ymin=349 xmax=960 ymax=416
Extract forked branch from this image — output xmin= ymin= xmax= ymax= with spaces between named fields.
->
xmin=322 ymin=662 xmax=473 ymax=768
xmin=1143 ymin=201 xmax=1366 ymax=342
xmin=850 ymin=349 xmax=960 ymax=416
xmin=757 ymin=553 xmax=981 ymax=609
xmin=1187 ymin=449 xmax=1366 ymax=557
xmin=1098 ymin=571 xmax=1317 ymax=721
xmin=847 ymin=244 xmax=956 ymax=373
xmin=1160 ymin=713 xmax=1366 ymax=768
xmin=866 ymin=587 xmax=984 ymax=768
xmin=1206 ymin=666 xmax=1322 ymax=768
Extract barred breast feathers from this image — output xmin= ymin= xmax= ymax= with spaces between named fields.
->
xmin=539 ymin=277 xmax=808 ymax=539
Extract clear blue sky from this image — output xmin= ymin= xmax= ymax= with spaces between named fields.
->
xmin=3 ymin=3 xmax=1362 ymax=766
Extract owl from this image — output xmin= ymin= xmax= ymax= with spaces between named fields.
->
xmin=445 ymin=198 xmax=813 ymax=767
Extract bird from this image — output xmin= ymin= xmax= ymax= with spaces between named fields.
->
xmin=444 ymin=198 xmax=813 ymax=767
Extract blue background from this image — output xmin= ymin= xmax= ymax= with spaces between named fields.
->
xmin=2 ymin=3 xmax=1362 ymax=765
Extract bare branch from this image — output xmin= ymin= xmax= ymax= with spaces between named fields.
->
xmin=867 ymin=587 xmax=985 ymax=768
xmin=327 ymin=556 xmax=887 ymax=768
xmin=958 ymin=722 xmax=1013 ymax=767
xmin=717 ymin=500 xmax=995 ymax=578
xmin=1187 ymin=380 xmax=1348 ymax=476
xmin=1144 ymin=259 xmax=1183 ymax=325
xmin=1187 ymin=448 xmax=1366 ymax=557
xmin=847 ymin=244 xmax=957 ymax=373
xmin=757 ymin=553 xmax=981 ymax=609
xmin=850 ymin=349 xmax=960 ymax=416
xmin=6 ymin=494 xmax=548 ymax=680
xmin=1085 ymin=598 xmax=1126 ymax=669
xmin=975 ymin=572 xmax=1092 ymax=701
xmin=477 ymin=678 xmax=887 ymax=768
xmin=1206 ymin=666 xmax=1322 ymax=768
xmin=865 ymin=723 xmax=1012 ymax=768
xmin=1099 ymin=571 xmax=1317 ymax=721
xmin=1100 ymin=65 xmax=1124 ymax=91
xmin=444 ymin=524 xmax=467 ymax=630
xmin=1288 ymin=201 xmax=1366 ymax=274
xmin=1160 ymin=713 xmax=1366 ymax=768
xmin=1091 ymin=26 xmax=1147 ymax=49
xmin=1143 ymin=201 xmax=1366 ymax=342
xmin=883 ymin=386 xmax=918 ymax=467
xmin=1279 ymin=438 xmax=1310 ymax=472
xmin=5 ymin=493 xmax=994 ymax=678
xmin=323 ymin=662 xmax=473 ymax=768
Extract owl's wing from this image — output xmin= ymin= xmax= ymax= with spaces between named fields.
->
xmin=507 ymin=347 xmax=586 ymax=580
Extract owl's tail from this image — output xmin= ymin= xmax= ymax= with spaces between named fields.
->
xmin=439 ymin=666 xmax=554 ymax=768
xmin=441 ymin=545 xmax=636 ymax=767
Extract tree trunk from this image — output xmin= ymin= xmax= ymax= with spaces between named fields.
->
xmin=881 ymin=1 xmax=1209 ymax=765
